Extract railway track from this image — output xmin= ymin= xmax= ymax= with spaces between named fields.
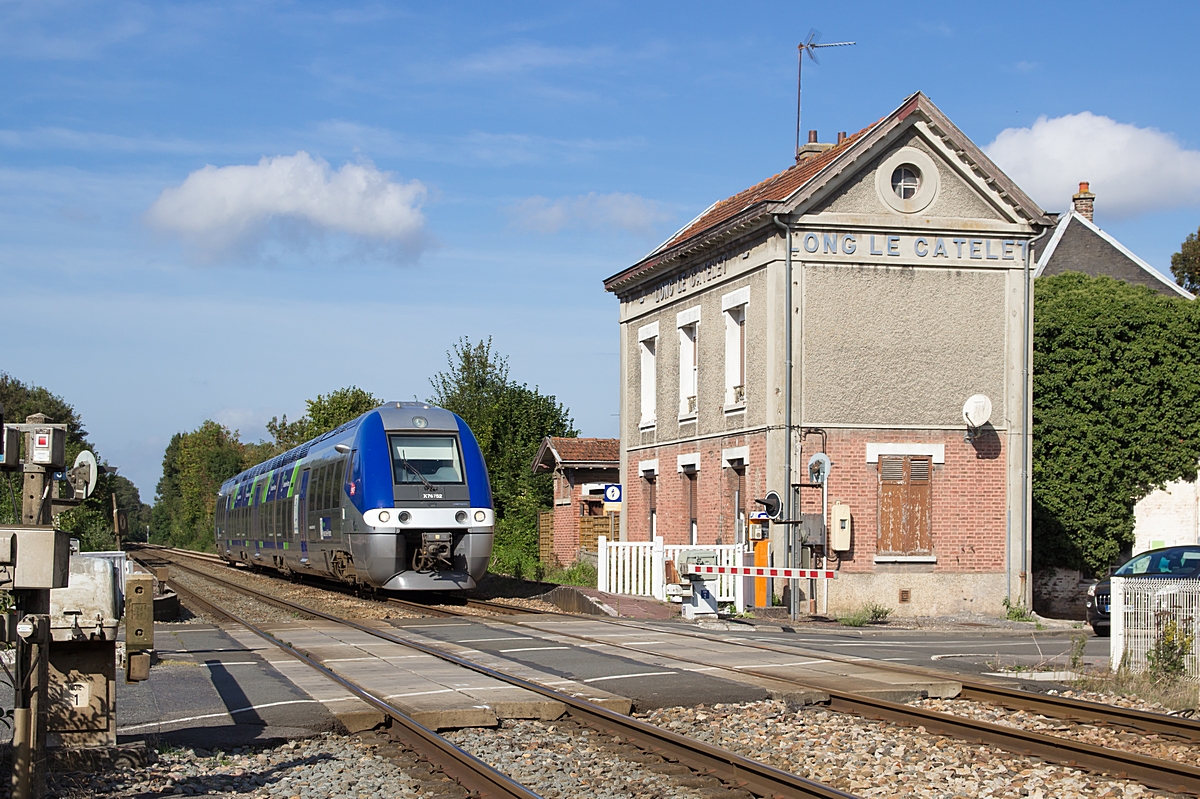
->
xmin=163 ymin=578 xmax=541 ymax=799
xmin=137 ymin=545 xmax=1200 ymax=794
xmin=156 ymin=552 xmax=862 ymax=799
xmin=133 ymin=543 xmax=544 ymax=618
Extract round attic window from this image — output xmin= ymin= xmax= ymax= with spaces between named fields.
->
xmin=891 ymin=165 xmax=920 ymax=199
xmin=875 ymin=147 xmax=939 ymax=214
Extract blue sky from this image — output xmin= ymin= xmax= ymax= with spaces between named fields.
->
xmin=2 ymin=1 xmax=1199 ymax=498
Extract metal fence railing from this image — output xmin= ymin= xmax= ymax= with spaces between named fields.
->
xmin=1110 ymin=576 xmax=1200 ymax=680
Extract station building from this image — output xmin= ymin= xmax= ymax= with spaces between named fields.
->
xmin=603 ymin=92 xmax=1054 ymax=616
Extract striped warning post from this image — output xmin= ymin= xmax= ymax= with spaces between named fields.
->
xmin=681 ymin=565 xmax=837 ymax=579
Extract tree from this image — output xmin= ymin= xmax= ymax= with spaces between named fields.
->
xmin=152 ymin=387 xmax=382 ymax=550
xmin=1033 ymin=273 xmax=1200 ymax=573
xmin=429 ymin=338 xmax=577 ymax=561
xmin=267 ymin=386 xmax=380 ymax=450
xmin=1171 ymin=227 xmax=1200 ymax=294
xmin=0 ymin=373 xmax=151 ymax=549
xmin=151 ymin=422 xmax=244 ymax=551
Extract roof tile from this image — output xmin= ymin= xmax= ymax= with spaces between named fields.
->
xmin=548 ymin=437 xmax=619 ymax=464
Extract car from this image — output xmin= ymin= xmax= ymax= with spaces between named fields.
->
xmin=1086 ymin=545 xmax=1200 ymax=636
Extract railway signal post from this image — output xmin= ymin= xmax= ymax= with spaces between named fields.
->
xmin=1 ymin=408 xmax=100 ymax=799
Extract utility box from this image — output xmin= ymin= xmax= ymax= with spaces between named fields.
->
xmin=29 ymin=426 xmax=66 ymax=468
xmin=830 ymin=502 xmax=852 ymax=552
xmin=6 ymin=526 xmax=71 ymax=589
xmin=124 ymin=571 xmax=155 ymax=683
xmin=678 ymin=550 xmax=720 ymax=620
xmin=1 ymin=426 xmax=18 ymax=468
xmin=48 ymin=552 xmax=123 ymax=748
xmin=800 ymin=513 xmax=825 ymax=548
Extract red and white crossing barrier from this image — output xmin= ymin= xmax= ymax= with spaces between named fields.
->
xmin=681 ymin=564 xmax=837 ymax=580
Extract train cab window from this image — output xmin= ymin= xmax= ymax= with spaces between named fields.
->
xmin=389 ymin=435 xmax=464 ymax=485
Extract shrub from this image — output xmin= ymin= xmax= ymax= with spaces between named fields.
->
xmin=1003 ymin=596 xmax=1034 ymax=622
xmin=1147 ymin=616 xmax=1195 ymax=682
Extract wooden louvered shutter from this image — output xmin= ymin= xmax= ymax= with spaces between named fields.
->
xmin=907 ymin=456 xmax=933 ymax=554
xmin=877 ymin=455 xmax=934 ymax=555
xmin=878 ymin=456 xmax=906 ymax=555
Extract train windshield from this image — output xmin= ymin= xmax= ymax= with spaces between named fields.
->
xmin=389 ymin=435 xmax=464 ymax=485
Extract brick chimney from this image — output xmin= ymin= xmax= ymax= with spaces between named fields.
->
xmin=1072 ymin=181 xmax=1095 ymax=222
xmin=795 ymin=129 xmax=834 ymax=163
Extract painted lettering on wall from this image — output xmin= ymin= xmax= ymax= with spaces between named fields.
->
xmin=797 ymin=232 xmax=1027 ymax=263
xmin=645 ymin=258 xmax=729 ymax=304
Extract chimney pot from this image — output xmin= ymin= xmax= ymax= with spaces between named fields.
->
xmin=807 ymin=129 xmax=818 ymax=144
xmin=1072 ymin=180 xmax=1096 ymax=222
xmin=837 ymin=131 xmax=847 ymax=144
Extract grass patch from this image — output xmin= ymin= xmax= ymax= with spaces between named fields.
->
xmin=1073 ymin=667 xmax=1200 ymax=713
xmin=837 ymin=602 xmax=893 ymax=627
xmin=1002 ymin=596 xmax=1034 ymax=622
xmin=488 ymin=544 xmax=597 ymax=587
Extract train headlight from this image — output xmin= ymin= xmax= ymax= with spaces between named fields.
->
xmin=474 ymin=510 xmax=486 ymax=523
xmin=378 ymin=511 xmax=390 ymax=523
xmin=398 ymin=511 xmax=411 ymax=524
xmin=455 ymin=511 xmax=467 ymax=524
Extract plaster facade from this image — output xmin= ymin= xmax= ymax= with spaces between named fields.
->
xmin=605 ymin=93 xmax=1052 ymax=617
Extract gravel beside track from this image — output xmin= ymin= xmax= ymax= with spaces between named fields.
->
xmin=638 ymin=700 xmax=1184 ymax=799
xmin=158 ymin=558 xmax=424 ymax=624
xmin=443 ymin=718 xmax=747 ymax=799
xmin=46 ymin=733 xmax=465 ymax=798
xmin=912 ymin=695 xmax=1200 ymax=764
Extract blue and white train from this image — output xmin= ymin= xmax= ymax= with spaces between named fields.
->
xmin=214 ymin=402 xmax=493 ymax=591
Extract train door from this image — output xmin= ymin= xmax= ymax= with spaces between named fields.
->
xmin=297 ymin=468 xmax=310 ymax=565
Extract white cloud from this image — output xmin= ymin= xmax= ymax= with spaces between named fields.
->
xmin=144 ymin=151 xmax=428 ymax=261
xmin=508 ymin=192 xmax=673 ymax=237
xmin=984 ymin=112 xmax=1200 ymax=218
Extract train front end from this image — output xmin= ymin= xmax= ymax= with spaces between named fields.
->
xmin=347 ymin=402 xmax=493 ymax=590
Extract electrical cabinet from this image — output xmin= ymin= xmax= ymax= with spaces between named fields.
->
xmin=831 ymin=502 xmax=852 ymax=552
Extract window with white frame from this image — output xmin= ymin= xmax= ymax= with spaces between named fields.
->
xmin=637 ymin=322 xmax=658 ymax=428
xmin=677 ymin=306 xmax=700 ymax=419
xmin=722 ymin=287 xmax=749 ymax=409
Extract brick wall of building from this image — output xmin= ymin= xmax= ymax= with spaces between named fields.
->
xmin=796 ymin=428 xmax=1007 ymax=573
xmin=624 ymin=432 xmax=768 ymax=545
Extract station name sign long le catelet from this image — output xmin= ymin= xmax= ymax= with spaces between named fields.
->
xmin=642 ymin=231 xmax=1030 ymax=305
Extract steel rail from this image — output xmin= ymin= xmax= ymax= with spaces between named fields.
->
xmin=164 ymin=580 xmax=544 ymax=799
xmin=141 ymin=546 xmax=1200 ymax=745
xmin=600 ymin=619 xmax=1200 ymax=743
xmin=137 ymin=545 xmax=545 ymax=618
xmin=468 ymin=619 xmax=1200 ymax=795
xmin=143 ymin=547 xmax=1200 ymax=793
xmin=163 ymin=559 xmax=862 ymax=799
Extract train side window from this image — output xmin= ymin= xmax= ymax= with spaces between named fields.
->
xmin=333 ymin=460 xmax=345 ymax=505
xmin=319 ymin=466 xmax=330 ymax=510
xmin=311 ymin=467 xmax=323 ymax=511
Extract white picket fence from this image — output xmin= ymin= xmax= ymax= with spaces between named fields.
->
xmin=596 ymin=535 xmax=744 ymax=613
xmin=1110 ymin=576 xmax=1200 ymax=680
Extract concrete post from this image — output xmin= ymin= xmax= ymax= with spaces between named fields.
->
xmin=596 ymin=536 xmax=608 ymax=593
xmin=1110 ymin=576 xmax=1125 ymax=672
xmin=651 ymin=535 xmax=665 ymax=601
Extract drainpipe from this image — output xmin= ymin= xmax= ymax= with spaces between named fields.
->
xmin=1021 ymin=225 xmax=1051 ymax=607
xmin=771 ymin=215 xmax=795 ymax=618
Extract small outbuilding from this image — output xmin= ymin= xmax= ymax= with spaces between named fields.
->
xmin=532 ymin=437 xmax=620 ymax=566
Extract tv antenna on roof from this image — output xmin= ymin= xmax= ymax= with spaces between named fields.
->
xmin=796 ymin=29 xmax=855 ymax=159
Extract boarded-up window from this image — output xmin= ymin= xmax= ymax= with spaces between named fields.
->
xmin=877 ymin=455 xmax=932 ymax=556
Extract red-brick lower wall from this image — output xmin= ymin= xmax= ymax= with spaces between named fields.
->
xmin=801 ymin=429 xmax=1007 ymax=573
xmin=623 ymin=427 xmax=1007 ymax=573
xmin=624 ymin=434 xmax=768 ymax=545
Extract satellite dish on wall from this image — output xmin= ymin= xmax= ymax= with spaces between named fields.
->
xmin=962 ymin=394 xmax=993 ymax=429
